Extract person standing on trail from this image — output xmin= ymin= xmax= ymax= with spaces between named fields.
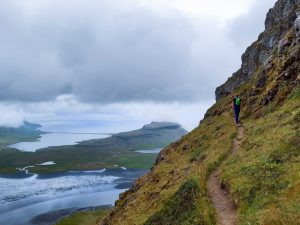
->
xmin=233 ymin=95 xmax=241 ymax=125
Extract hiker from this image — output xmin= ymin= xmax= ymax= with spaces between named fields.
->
xmin=233 ymin=95 xmax=241 ymax=125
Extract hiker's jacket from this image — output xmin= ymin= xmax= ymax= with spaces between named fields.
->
xmin=233 ymin=97 xmax=241 ymax=108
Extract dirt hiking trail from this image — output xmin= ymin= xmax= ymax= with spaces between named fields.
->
xmin=208 ymin=126 xmax=244 ymax=225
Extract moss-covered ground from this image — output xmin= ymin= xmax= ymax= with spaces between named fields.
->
xmin=55 ymin=209 xmax=110 ymax=225
xmin=98 ymin=111 xmax=237 ymax=225
xmin=220 ymin=92 xmax=300 ymax=225
xmin=95 ymin=83 xmax=300 ymax=225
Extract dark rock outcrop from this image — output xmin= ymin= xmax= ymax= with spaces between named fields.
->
xmin=216 ymin=0 xmax=300 ymax=100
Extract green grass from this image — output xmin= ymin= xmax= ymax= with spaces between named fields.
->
xmin=0 ymin=125 xmax=185 ymax=174
xmin=100 ymin=112 xmax=236 ymax=225
xmin=220 ymin=97 xmax=300 ymax=225
xmin=117 ymin=154 xmax=157 ymax=169
xmin=55 ymin=209 xmax=110 ymax=225
xmin=98 ymin=85 xmax=300 ymax=225
xmin=288 ymin=86 xmax=300 ymax=100
xmin=144 ymin=178 xmax=210 ymax=225
xmin=0 ymin=133 xmax=40 ymax=149
xmin=0 ymin=148 xmax=157 ymax=174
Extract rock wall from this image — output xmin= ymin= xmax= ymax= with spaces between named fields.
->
xmin=216 ymin=0 xmax=300 ymax=100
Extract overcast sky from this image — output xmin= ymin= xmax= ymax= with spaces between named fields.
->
xmin=0 ymin=0 xmax=276 ymax=130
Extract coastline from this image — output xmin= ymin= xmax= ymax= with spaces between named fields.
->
xmin=0 ymin=168 xmax=147 ymax=225
xmin=31 ymin=205 xmax=111 ymax=225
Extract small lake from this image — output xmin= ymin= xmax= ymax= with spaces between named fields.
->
xmin=135 ymin=148 xmax=162 ymax=154
xmin=9 ymin=133 xmax=109 ymax=152
xmin=0 ymin=169 xmax=147 ymax=225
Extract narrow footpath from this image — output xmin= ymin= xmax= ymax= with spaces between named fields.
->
xmin=208 ymin=126 xmax=244 ymax=225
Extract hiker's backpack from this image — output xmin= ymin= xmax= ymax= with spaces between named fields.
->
xmin=235 ymin=98 xmax=241 ymax=106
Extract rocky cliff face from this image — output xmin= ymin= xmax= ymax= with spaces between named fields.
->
xmin=216 ymin=0 xmax=300 ymax=100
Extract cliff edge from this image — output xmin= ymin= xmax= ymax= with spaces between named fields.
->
xmin=216 ymin=0 xmax=300 ymax=101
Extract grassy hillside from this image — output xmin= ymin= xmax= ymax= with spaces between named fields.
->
xmin=96 ymin=87 xmax=299 ymax=225
xmin=100 ymin=112 xmax=238 ymax=225
xmin=94 ymin=1 xmax=300 ymax=224
xmin=0 ymin=122 xmax=42 ymax=149
xmin=220 ymin=91 xmax=300 ymax=224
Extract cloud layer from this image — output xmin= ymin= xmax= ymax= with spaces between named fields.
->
xmin=228 ymin=0 xmax=277 ymax=50
xmin=0 ymin=0 xmax=276 ymax=104
xmin=0 ymin=95 xmax=212 ymax=130
xmin=0 ymin=0 xmax=277 ymax=129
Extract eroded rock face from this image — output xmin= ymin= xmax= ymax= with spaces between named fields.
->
xmin=216 ymin=0 xmax=300 ymax=101
xmin=294 ymin=13 xmax=300 ymax=43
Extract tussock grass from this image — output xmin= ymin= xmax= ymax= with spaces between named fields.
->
xmin=220 ymin=98 xmax=300 ymax=225
xmin=144 ymin=178 xmax=205 ymax=225
xmin=97 ymin=89 xmax=299 ymax=225
xmin=99 ymin=113 xmax=236 ymax=225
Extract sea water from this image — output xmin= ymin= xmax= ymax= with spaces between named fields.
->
xmin=0 ymin=169 xmax=147 ymax=225
xmin=9 ymin=133 xmax=109 ymax=152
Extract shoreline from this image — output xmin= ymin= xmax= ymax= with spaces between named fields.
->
xmin=0 ymin=168 xmax=147 ymax=225
xmin=0 ymin=167 xmax=148 ymax=178
xmin=31 ymin=205 xmax=112 ymax=225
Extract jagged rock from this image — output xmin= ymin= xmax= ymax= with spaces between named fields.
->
xmin=296 ymin=79 xmax=300 ymax=85
xmin=249 ymin=88 xmax=261 ymax=97
xmin=248 ymin=96 xmax=257 ymax=106
xmin=265 ymin=0 xmax=297 ymax=30
xmin=261 ymin=85 xmax=279 ymax=105
xmin=182 ymin=144 xmax=190 ymax=151
xmin=216 ymin=0 xmax=300 ymax=101
xmin=263 ymin=56 xmax=275 ymax=73
xmin=278 ymin=37 xmax=292 ymax=53
xmin=155 ymin=149 xmax=167 ymax=165
xmin=255 ymin=71 xmax=267 ymax=88
xmin=294 ymin=13 xmax=300 ymax=43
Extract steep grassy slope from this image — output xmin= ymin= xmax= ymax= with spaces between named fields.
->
xmin=220 ymin=91 xmax=300 ymax=225
xmin=96 ymin=0 xmax=300 ymax=224
xmin=97 ymin=88 xmax=299 ymax=225
xmin=99 ymin=113 xmax=237 ymax=225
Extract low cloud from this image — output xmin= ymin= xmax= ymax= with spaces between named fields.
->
xmin=0 ymin=0 xmax=278 ymax=129
xmin=227 ymin=0 xmax=277 ymax=51
xmin=0 ymin=95 xmax=212 ymax=130
xmin=0 ymin=0 xmax=271 ymax=104
xmin=0 ymin=104 xmax=25 ymax=127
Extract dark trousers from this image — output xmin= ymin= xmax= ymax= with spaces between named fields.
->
xmin=234 ymin=106 xmax=240 ymax=124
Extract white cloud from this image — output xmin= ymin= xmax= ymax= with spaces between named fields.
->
xmin=0 ymin=0 xmax=277 ymax=130
xmin=0 ymin=94 xmax=212 ymax=130
xmin=129 ymin=0 xmax=255 ymax=20
xmin=0 ymin=0 xmax=273 ymax=103
xmin=227 ymin=0 xmax=277 ymax=51
xmin=0 ymin=103 xmax=25 ymax=127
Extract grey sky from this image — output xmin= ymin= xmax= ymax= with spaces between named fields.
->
xmin=0 ymin=0 xmax=277 ymax=129
xmin=228 ymin=0 xmax=277 ymax=50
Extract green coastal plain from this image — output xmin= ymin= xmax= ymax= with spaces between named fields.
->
xmin=0 ymin=122 xmax=187 ymax=174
